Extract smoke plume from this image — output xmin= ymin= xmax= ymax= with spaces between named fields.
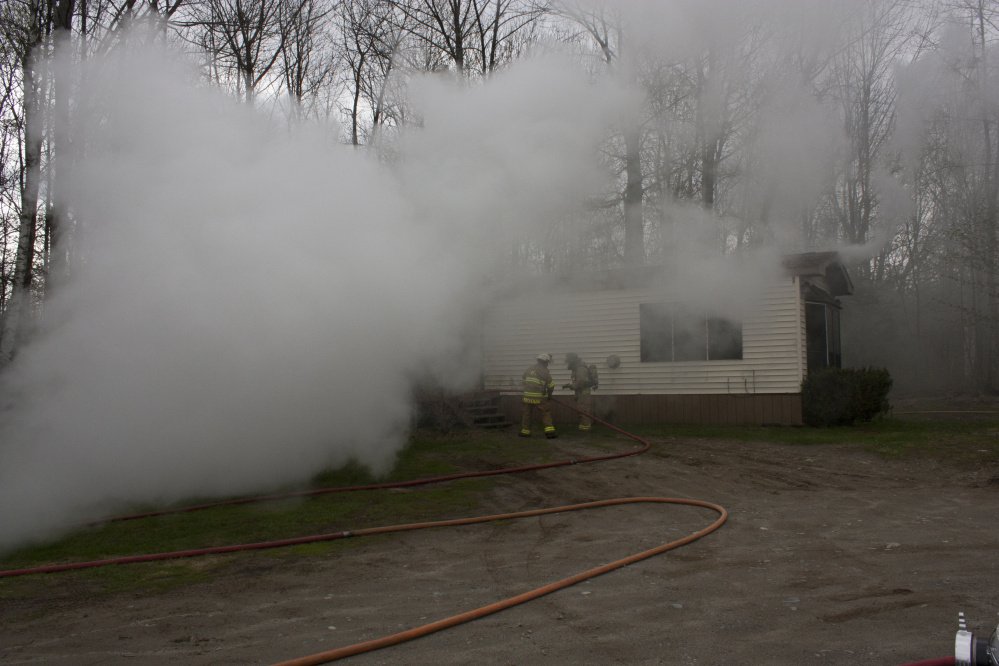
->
xmin=0 ymin=46 xmax=620 ymax=551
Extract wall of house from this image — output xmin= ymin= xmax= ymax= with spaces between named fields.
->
xmin=480 ymin=275 xmax=807 ymax=397
xmin=498 ymin=393 xmax=803 ymax=427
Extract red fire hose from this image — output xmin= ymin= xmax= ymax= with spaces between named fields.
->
xmin=0 ymin=396 xmax=645 ymax=579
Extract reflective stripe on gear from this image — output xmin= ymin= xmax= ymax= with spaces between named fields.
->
xmin=522 ymin=362 xmax=555 ymax=403
xmin=523 ymin=374 xmax=546 ymax=404
xmin=522 ymin=394 xmax=554 ymax=437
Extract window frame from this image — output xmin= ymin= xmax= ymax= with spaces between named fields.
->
xmin=639 ymin=302 xmax=743 ymax=363
xmin=805 ymin=301 xmax=842 ymax=372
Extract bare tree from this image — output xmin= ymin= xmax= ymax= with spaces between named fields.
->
xmin=46 ymin=0 xmax=76 ymax=287
xmin=0 ymin=0 xmax=47 ymax=364
xmin=558 ymin=1 xmax=767 ymax=264
xmin=389 ymin=0 xmax=547 ymax=78
xmin=870 ymin=0 xmax=999 ymax=393
xmin=691 ymin=34 xmax=764 ymax=227
xmin=827 ymin=0 xmax=912 ymax=261
xmin=0 ymin=0 xmax=193 ymax=363
xmin=191 ymin=0 xmax=289 ymax=104
xmin=557 ymin=3 xmax=646 ymax=264
xmin=83 ymin=0 xmax=186 ymax=51
xmin=0 ymin=51 xmax=19 ymax=314
xmin=963 ymin=0 xmax=999 ymax=391
xmin=337 ymin=0 xmax=404 ymax=145
xmin=279 ymin=0 xmax=337 ymax=125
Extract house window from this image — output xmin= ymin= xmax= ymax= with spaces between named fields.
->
xmin=640 ymin=303 xmax=743 ymax=362
xmin=805 ymin=302 xmax=841 ymax=372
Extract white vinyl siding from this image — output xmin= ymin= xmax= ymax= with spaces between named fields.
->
xmin=481 ymin=276 xmax=805 ymax=395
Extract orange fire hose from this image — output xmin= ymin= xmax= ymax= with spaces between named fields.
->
xmin=270 ymin=497 xmax=727 ymax=666
xmin=268 ymin=396 xmax=729 ymax=664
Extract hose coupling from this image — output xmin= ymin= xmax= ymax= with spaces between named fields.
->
xmin=956 ymin=612 xmax=998 ymax=666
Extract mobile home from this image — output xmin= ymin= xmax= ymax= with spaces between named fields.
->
xmin=478 ymin=252 xmax=853 ymax=426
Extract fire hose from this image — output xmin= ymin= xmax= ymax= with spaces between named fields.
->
xmin=0 ymin=396 xmax=727 ymax=666
xmin=0 ymin=397 xmax=655 ymax=578
xmin=0 ymin=396 xmax=990 ymax=665
xmin=268 ymin=497 xmax=726 ymax=666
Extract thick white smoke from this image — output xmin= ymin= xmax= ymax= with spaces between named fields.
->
xmin=0 ymin=46 xmax=621 ymax=551
xmin=0 ymin=0 xmax=889 ymax=552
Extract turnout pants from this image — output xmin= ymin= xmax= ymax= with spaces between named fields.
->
xmin=575 ymin=390 xmax=592 ymax=430
xmin=521 ymin=399 xmax=555 ymax=436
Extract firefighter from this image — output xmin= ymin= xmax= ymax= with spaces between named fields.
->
xmin=520 ymin=353 xmax=557 ymax=439
xmin=562 ymin=352 xmax=594 ymax=432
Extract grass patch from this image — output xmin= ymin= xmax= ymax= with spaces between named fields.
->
xmin=4 ymin=418 xmax=994 ymax=606
xmin=0 ymin=428 xmax=558 ymax=602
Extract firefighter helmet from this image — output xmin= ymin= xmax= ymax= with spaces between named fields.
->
xmin=536 ymin=353 xmax=552 ymax=364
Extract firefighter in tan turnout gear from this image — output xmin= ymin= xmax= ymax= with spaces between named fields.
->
xmin=562 ymin=352 xmax=595 ymax=431
xmin=520 ymin=353 xmax=557 ymax=439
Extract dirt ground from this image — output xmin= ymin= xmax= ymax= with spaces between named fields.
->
xmin=3 ymin=424 xmax=999 ymax=665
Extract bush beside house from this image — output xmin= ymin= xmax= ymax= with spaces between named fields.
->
xmin=802 ymin=367 xmax=892 ymax=426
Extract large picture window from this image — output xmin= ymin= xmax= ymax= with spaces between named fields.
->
xmin=640 ymin=303 xmax=743 ymax=362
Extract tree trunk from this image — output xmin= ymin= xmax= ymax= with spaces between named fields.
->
xmin=622 ymin=123 xmax=644 ymax=264
xmin=0 ymin=2 xmax=46 ymax=365
xmin=701 ymin=142 xmax=716 ymax=211
xmin=351 ymin=52 xmax=365 ymax=146
xmin=46 ymin=0 xmax=76 ymax=289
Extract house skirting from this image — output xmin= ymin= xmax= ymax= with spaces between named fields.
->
xmin=499 ymin=393 xmax=803 ymax=427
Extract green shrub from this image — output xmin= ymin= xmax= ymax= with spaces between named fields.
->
xmin=848 ymin=367 xmax=893 ymax=422
xmin=802 ymin=367 xmax=892 ymax=426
